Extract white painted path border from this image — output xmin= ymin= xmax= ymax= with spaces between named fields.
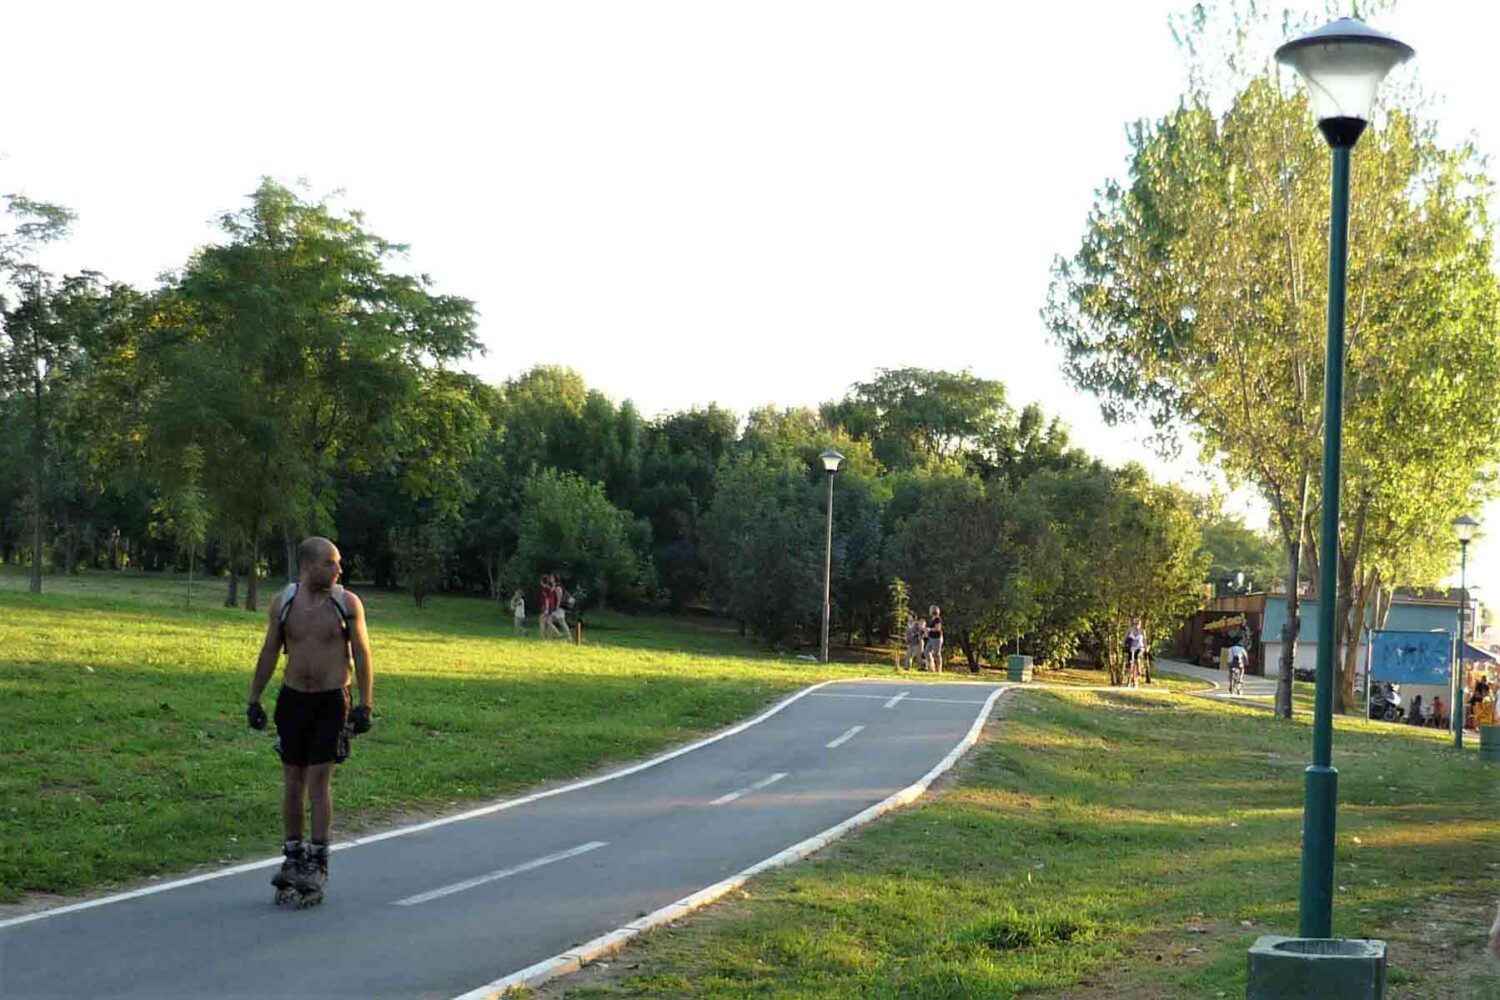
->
xmin=0 ymin=679 xmax=843 ymax=931
xmin=452 ymin=683 xmax=1011 ymax=1000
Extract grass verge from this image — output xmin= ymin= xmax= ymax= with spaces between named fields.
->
xmin=0 ymin=568 xmax=884 ymax=902
xmin=535 ymin=687 xmax=1500 ymax=999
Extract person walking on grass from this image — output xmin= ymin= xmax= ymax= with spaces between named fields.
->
xmin=509 ymin=588 xmax=526 ymax=637
xmin=550 ymin=575 xmax=574 ymax=642
xmin=924 ymin=605 xmax=944 ymax=673
xmin=1125 ymin=617 xmax=1147 ymax=688
xmin=902 ymin=615 xmax=927 ymax=672
xmin=246 ymin=536 xmax=374 ymax=908
xmin=538 ymin=574 xmax=563 ymax=640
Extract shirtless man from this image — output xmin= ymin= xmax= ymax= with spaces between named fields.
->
xmin=247 ymin=536 xmax=374 ymax=907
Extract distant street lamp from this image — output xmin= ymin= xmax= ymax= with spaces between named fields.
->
xmin=819 ymin=449 xmax=845 ymax=664
xmin=1453 ymin=515 xmax=1479 ymax=749
xmin=1276 ymin=16 xmax=1413 ymax=941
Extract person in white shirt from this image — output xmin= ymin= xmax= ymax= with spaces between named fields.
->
xmin=1227 ymin=642 xmax=1248 ymax=695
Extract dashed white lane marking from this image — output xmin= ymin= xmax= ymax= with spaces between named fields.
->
xmin=883 ymin=691 xmax=910 ymax=709
xmin=393 ymin=841 xmax=608 ymax=906
xmin=809 ymin=692 xmax=989 ymax=706
xmin=710 ymin=772 xmax=788 ymax=806
xmin=826 ymin=725 xmax=864 ymax=748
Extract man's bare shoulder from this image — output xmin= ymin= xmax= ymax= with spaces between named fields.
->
xmin=339 ymin=588 xmax=366 ymax=613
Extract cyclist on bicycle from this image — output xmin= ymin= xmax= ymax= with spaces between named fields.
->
xmin=1227 ymin=641 xmax=1248 ymax=695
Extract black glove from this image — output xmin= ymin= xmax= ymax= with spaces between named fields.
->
xmin=247 ymin=701 xmax=268 ymax=730
xmin=350 ymin=705 xmax=373 ymax=735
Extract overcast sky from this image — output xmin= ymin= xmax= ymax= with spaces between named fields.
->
xmin=4 ymin=1 xmax=1500 ymax=599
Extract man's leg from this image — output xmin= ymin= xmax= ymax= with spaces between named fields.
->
xmin=306 ymin=762 xmax=335 ymax=844
xmin=282 ymin=765 xmax=308 ymax=839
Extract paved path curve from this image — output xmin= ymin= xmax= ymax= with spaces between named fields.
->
xmin=0 ymin=679 xmax=1003 ymax=1000
xmin=1155 ymin=656 xmax=1279 ymax=700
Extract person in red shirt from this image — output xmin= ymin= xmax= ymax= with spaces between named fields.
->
xmin=540 ymin=573 xmax=568 ymax=639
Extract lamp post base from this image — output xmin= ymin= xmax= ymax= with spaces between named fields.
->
xmin=1246 ymin=936 xmax=1386 ymax=999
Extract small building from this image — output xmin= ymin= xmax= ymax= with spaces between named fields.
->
xmin=1178 ymin=590 xmax=1472 ymax=680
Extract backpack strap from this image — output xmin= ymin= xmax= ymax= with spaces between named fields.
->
xmin=277 ymin=583 xmax=299 ymax=653
xmin=277 ymin=582 xmax=353 ymax=652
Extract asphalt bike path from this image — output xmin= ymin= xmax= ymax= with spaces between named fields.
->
xmin=0 ymin=679 xmax=1003 ymax=1000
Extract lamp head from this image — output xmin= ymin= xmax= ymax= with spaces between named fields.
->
xmin=1453 ymin=514 xmax=1479 ymax=545
xmin=1275 ymin=18 xmax=1413 ymax=147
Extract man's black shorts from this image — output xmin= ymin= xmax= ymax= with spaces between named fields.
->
xmin=274 ymin=686 xmax=350 ymax=766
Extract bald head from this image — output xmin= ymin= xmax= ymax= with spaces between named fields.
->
xmin=298 ymin=536 xmax=342 ymax=590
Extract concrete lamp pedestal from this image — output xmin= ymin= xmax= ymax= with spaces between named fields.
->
xmin=1006 ymin=654 xmax=1033 ymax=682
xmin=1246 ymin=936 xmax=1386 ymax=999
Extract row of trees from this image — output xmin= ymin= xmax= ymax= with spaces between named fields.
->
xmin=1048 ymin=2 xmax=1500 ymax=712
xmin=0 ymin=175 xmax=1229 ymax=670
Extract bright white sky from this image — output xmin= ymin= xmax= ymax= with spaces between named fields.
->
xmin=4 ymin=1 xmax=1500 ymax=598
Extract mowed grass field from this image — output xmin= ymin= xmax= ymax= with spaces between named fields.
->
xmin=0 ymin=567 xmax=880 ymax=902
xmin=538 ymin=689 xmax=1500 ymax=999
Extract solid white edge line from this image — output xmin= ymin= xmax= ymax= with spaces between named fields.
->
xmin=825 ymin=725 xmax=864 ymax=748
xmin=449 ymin=683 xmax=1011 ymax=1000
xmin=0 ymin=679 xmax=845 ymax=931
xmin=393 ymin=841 xmax=608 ymax=907
xmin=883 ymin=690 xmax=909 ymax=708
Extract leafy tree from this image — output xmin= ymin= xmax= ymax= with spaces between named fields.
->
xmin=821 ymin=368 xmax=1013 ymax=474
xmin=699 ymin=458 xmax=824 ymax=644
xmin=172 ymin=179 xmax=480 ymax=595
xmin=0 ymin=194 xmax=75 ymax=591
xmin=1199 ymin=509 xmax=1283 ymax=594
xmin=507 ymin=470 xmax=649 ymax=609
xmin=1045 ymin=12 xmax=1500 ymax=711
xmin=150 ymin=444 xmax=211 ymax=606
xmin=889 ymin=475 xmax=1039 ymax=671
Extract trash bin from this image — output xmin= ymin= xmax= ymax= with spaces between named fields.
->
xmin=1480 ymin=724 xmax=1500 ymax=763
xmin=1006 ymin=654 xmax=1033 ymax=682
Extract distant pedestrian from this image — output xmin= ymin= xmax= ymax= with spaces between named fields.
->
xmin=1431 ymin=694 xmax=1447 ymax=728
xmin=1405 ymin=694 xmax=1424 ymax=725
xmin=903 ymin=616 xmax=927 ymax=672
xmin=539 ymin=575 xmax=564 ymax=640
xmin=509 ymin=589 xmax=526 ymax=637
xmin=550 ymin=577 xmax=574 ymax=642
xmin=924 ymin=606 xmax=944 ymax=673
xmin=1125 ymin=618 xmax=1147 ymax=687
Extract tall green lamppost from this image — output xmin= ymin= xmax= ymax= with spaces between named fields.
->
xmin=1452 ymin=515 xmax=1478 ymax=749
xmin=818 ymin=449 xmax=845 ymax=664
xmin=1275 ymin=18 xmax=1412 ymax=941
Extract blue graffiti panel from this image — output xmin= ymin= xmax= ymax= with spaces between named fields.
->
xmin=1371 ymin=630 xmax=1452 ymax=685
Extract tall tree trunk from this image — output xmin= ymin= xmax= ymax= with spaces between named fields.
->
xmin=29 ymin=358 xmax=43 ymax=595
xmin=224 ymin=538 xmax=240 ymax=607
xmin=958 ymin=629 xmax=979 ymax=672
xmin=247 ymin=536 xmax=261 ymax=612
xmin=283 ymin=524 xmax=297 ymax=583
xmin=1339 ymin=567 xmax=1375 ymax=714
xmin=1276 ymin=536 xmax=1304 ymax=718
xmin=65 ymin=521 xmax=80 ymax=575
xmin=1332 ymin=501 xmax=1370 ymax=714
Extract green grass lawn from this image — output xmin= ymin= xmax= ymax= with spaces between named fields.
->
xmin=0 ymin=567 xmax=887 ymax=901
xmin=543 ymin=688 xmax=1500 ymax=999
